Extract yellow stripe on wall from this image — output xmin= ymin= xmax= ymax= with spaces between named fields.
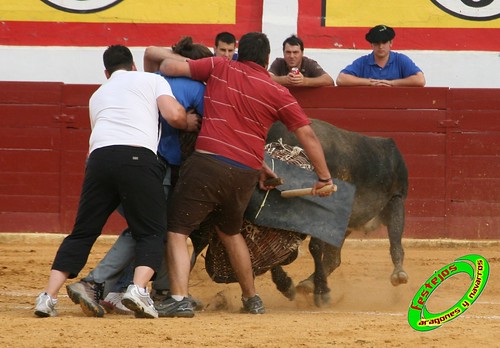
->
xmin=0 ymin=0 xmax=236 ymax=24
xmin=325 ymin=0 xmax=499 ymax=28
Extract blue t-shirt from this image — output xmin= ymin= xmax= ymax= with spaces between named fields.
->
xmin=156 ymin=73 xmax=205 ymax=165
xmin=340 ymin=51 xmax=422 ymax=80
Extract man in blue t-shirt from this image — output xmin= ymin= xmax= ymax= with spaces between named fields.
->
xmin=336 ymin=25 xmax=425 ymax=87
xmin=156 ymin=75 xmax=205 ymax=168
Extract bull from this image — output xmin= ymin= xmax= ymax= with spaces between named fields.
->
xmin=193 ymin=118 xmax=409 ymax=307
xmin=264 ymin=119 xmax=409 ymax=306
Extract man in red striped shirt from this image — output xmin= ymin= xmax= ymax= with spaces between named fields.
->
xmin=155 ymin=32 xmax=333 ymax=317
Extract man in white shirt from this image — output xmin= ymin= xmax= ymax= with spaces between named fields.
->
xmin=34 ymin=45 xmax=188 ymax=319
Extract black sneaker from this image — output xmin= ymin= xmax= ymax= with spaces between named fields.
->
xmin=241 ymin=294 xmax=265 ymax=314
xmin=152 ymin=289 xmax=204 ymax=312
xmin=155 ymin=296 xmax=194 ymax=318
xmin=66 ymin=281 xmax=105 ymax=317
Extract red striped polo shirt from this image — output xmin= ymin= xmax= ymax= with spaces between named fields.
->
xmin=188 ymin=57 xmax=311 ymax=169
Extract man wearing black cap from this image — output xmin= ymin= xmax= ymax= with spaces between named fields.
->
xmin=336 ymin=25 xmax=425 ymax=87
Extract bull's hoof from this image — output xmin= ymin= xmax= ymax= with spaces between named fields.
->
xmin=295 ymin=279 xmax=314 ymax=295
xmin=391 ymin=270 xmax=408 ymax=286
xmin=281 ymin=286 xmax=297 ymax=301
xmin=281 ymin=286 xmax=296 ymax=301
xmin=314 ymin=292 xmax=331 ymax=307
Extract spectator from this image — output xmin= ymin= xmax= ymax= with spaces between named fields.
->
xmin=269 ymin=34 xmax=334 ymax=87
xmin=336 ymin=25 xmax=426 ymax=87
xmin=154 ymin=31 xmax=333 ymax=318
xmin=214 ymin=31 xmax=238 ymax=60
xmin=33 ymin=45 xmax=187 ymax=319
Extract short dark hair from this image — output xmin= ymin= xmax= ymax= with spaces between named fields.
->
xmin=237 ymin=32 xmax=270 ymax=67
xmin=282 ymin=35 xmax=304 ymax=52
xmin=172 ymin=36 xmax=213 ymax=60
xmin=215 ymin=32 xmax=236 ymax=47
xmin=103 ymin=45 xmax=134 ymax=74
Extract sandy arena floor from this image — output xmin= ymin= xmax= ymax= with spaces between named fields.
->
xmin=0 ymin=233 xmax=498 ymax=347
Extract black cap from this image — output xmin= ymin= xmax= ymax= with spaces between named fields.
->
xmin=365 ymin=25 xmax=395 ymax=43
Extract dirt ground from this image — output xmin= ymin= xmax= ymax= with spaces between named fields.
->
xmin=0 ymin=233 xmax=498 ymax=348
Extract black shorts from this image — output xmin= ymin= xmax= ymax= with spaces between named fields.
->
xmin=168 ymin=152 xmax=259 ymax=235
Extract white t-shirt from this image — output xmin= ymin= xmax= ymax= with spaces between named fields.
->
xmin=89 ymin=70 xmax=174 ymax=154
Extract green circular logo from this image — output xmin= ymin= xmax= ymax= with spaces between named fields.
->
xmin=408 ymin=254 xmax=490 ymax=331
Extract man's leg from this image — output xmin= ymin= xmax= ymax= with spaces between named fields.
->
xmin=118 ymin=147 xmax=167 ymax=318
xmin=36 ymin=148 xmax=119 ymax=317
xmin=82 ymin=228 xmax=136 ymax=296
xmin=166 ymin=231 xmax=191 ymax=297
xmin=216 ymin=227 xmax=265 ymax=314
xmin=153 ymin=231 xmax=194 ymax=318
xmin=215 ymin=226 xmax=255 ymax=298
xmin=34 ymin=269 xmax=69 ymax=317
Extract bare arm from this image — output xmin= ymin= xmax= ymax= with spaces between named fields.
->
xmin=337 ymin=71 xmax=426 ymax=87
xmin=157 ymin=95 xmax=188 ymax=130
xmin=293 ymin=124 xmax=333 ymax=196
xmin=143 ymin=46 xmax=187 ymax=73
xmin=269 ymin=73 xmax=289 ymax=86
xmin=159 ymin=58 xmax=192 ymax=78
xmin=271 ymin=72 xmax=334 ymax=87
xmin=389 ymin=72 xmax=426 ymax=87
xmin=336 ymin=72 xmax=372 ymax=86
xmin=302 ymin=72 xmax=335 ymax=87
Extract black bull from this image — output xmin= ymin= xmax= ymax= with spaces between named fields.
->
xmin=190 ymin=119 xmax=409 ymax=306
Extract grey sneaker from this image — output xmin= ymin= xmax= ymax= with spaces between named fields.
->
xmin=121 ymin=284 xmax=158 ymax=319
xmin=241 ymin=294 xmax=265 ymax=314
xmin=66 ymin=281 xmax=105 ymax=317
xmin=34 ymin=292 xmax=57 ymax=317
xmin=155 ymin=296 xmax=194 ymax=318
xmin=152 ymin=289 xmax=203 ymax=311
xmin=100 ymin=291 xmax=133 ymax=315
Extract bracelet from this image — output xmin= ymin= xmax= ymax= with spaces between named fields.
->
xmin=318 ymin=177 xmax=332 ymax=183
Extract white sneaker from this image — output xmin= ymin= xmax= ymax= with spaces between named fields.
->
xmin=34 ymin=292 xmax=57 ymax=317
xmin=100 ymin=291 xmax=133 ymax=315
xmin=121 ymin=285 xmax=158 ymax=319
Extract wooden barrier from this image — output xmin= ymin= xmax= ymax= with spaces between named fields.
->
xmin=1 ymin=82 xmax=499 ymax=239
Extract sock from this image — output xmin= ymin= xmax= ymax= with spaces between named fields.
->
xmin=242 ymin=294 xmax=258 ymax=301
xmin=171 ymin=295 xmax=184 ymax=302
xmin=46 ymin=293 xmax=58 ymax=304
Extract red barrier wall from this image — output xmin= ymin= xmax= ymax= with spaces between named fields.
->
xmin=1 ymin=82 xmax=499 ymax=239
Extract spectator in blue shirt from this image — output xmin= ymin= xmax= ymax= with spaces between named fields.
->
xmin=336 ymin=25 xmax=425 ymax=87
